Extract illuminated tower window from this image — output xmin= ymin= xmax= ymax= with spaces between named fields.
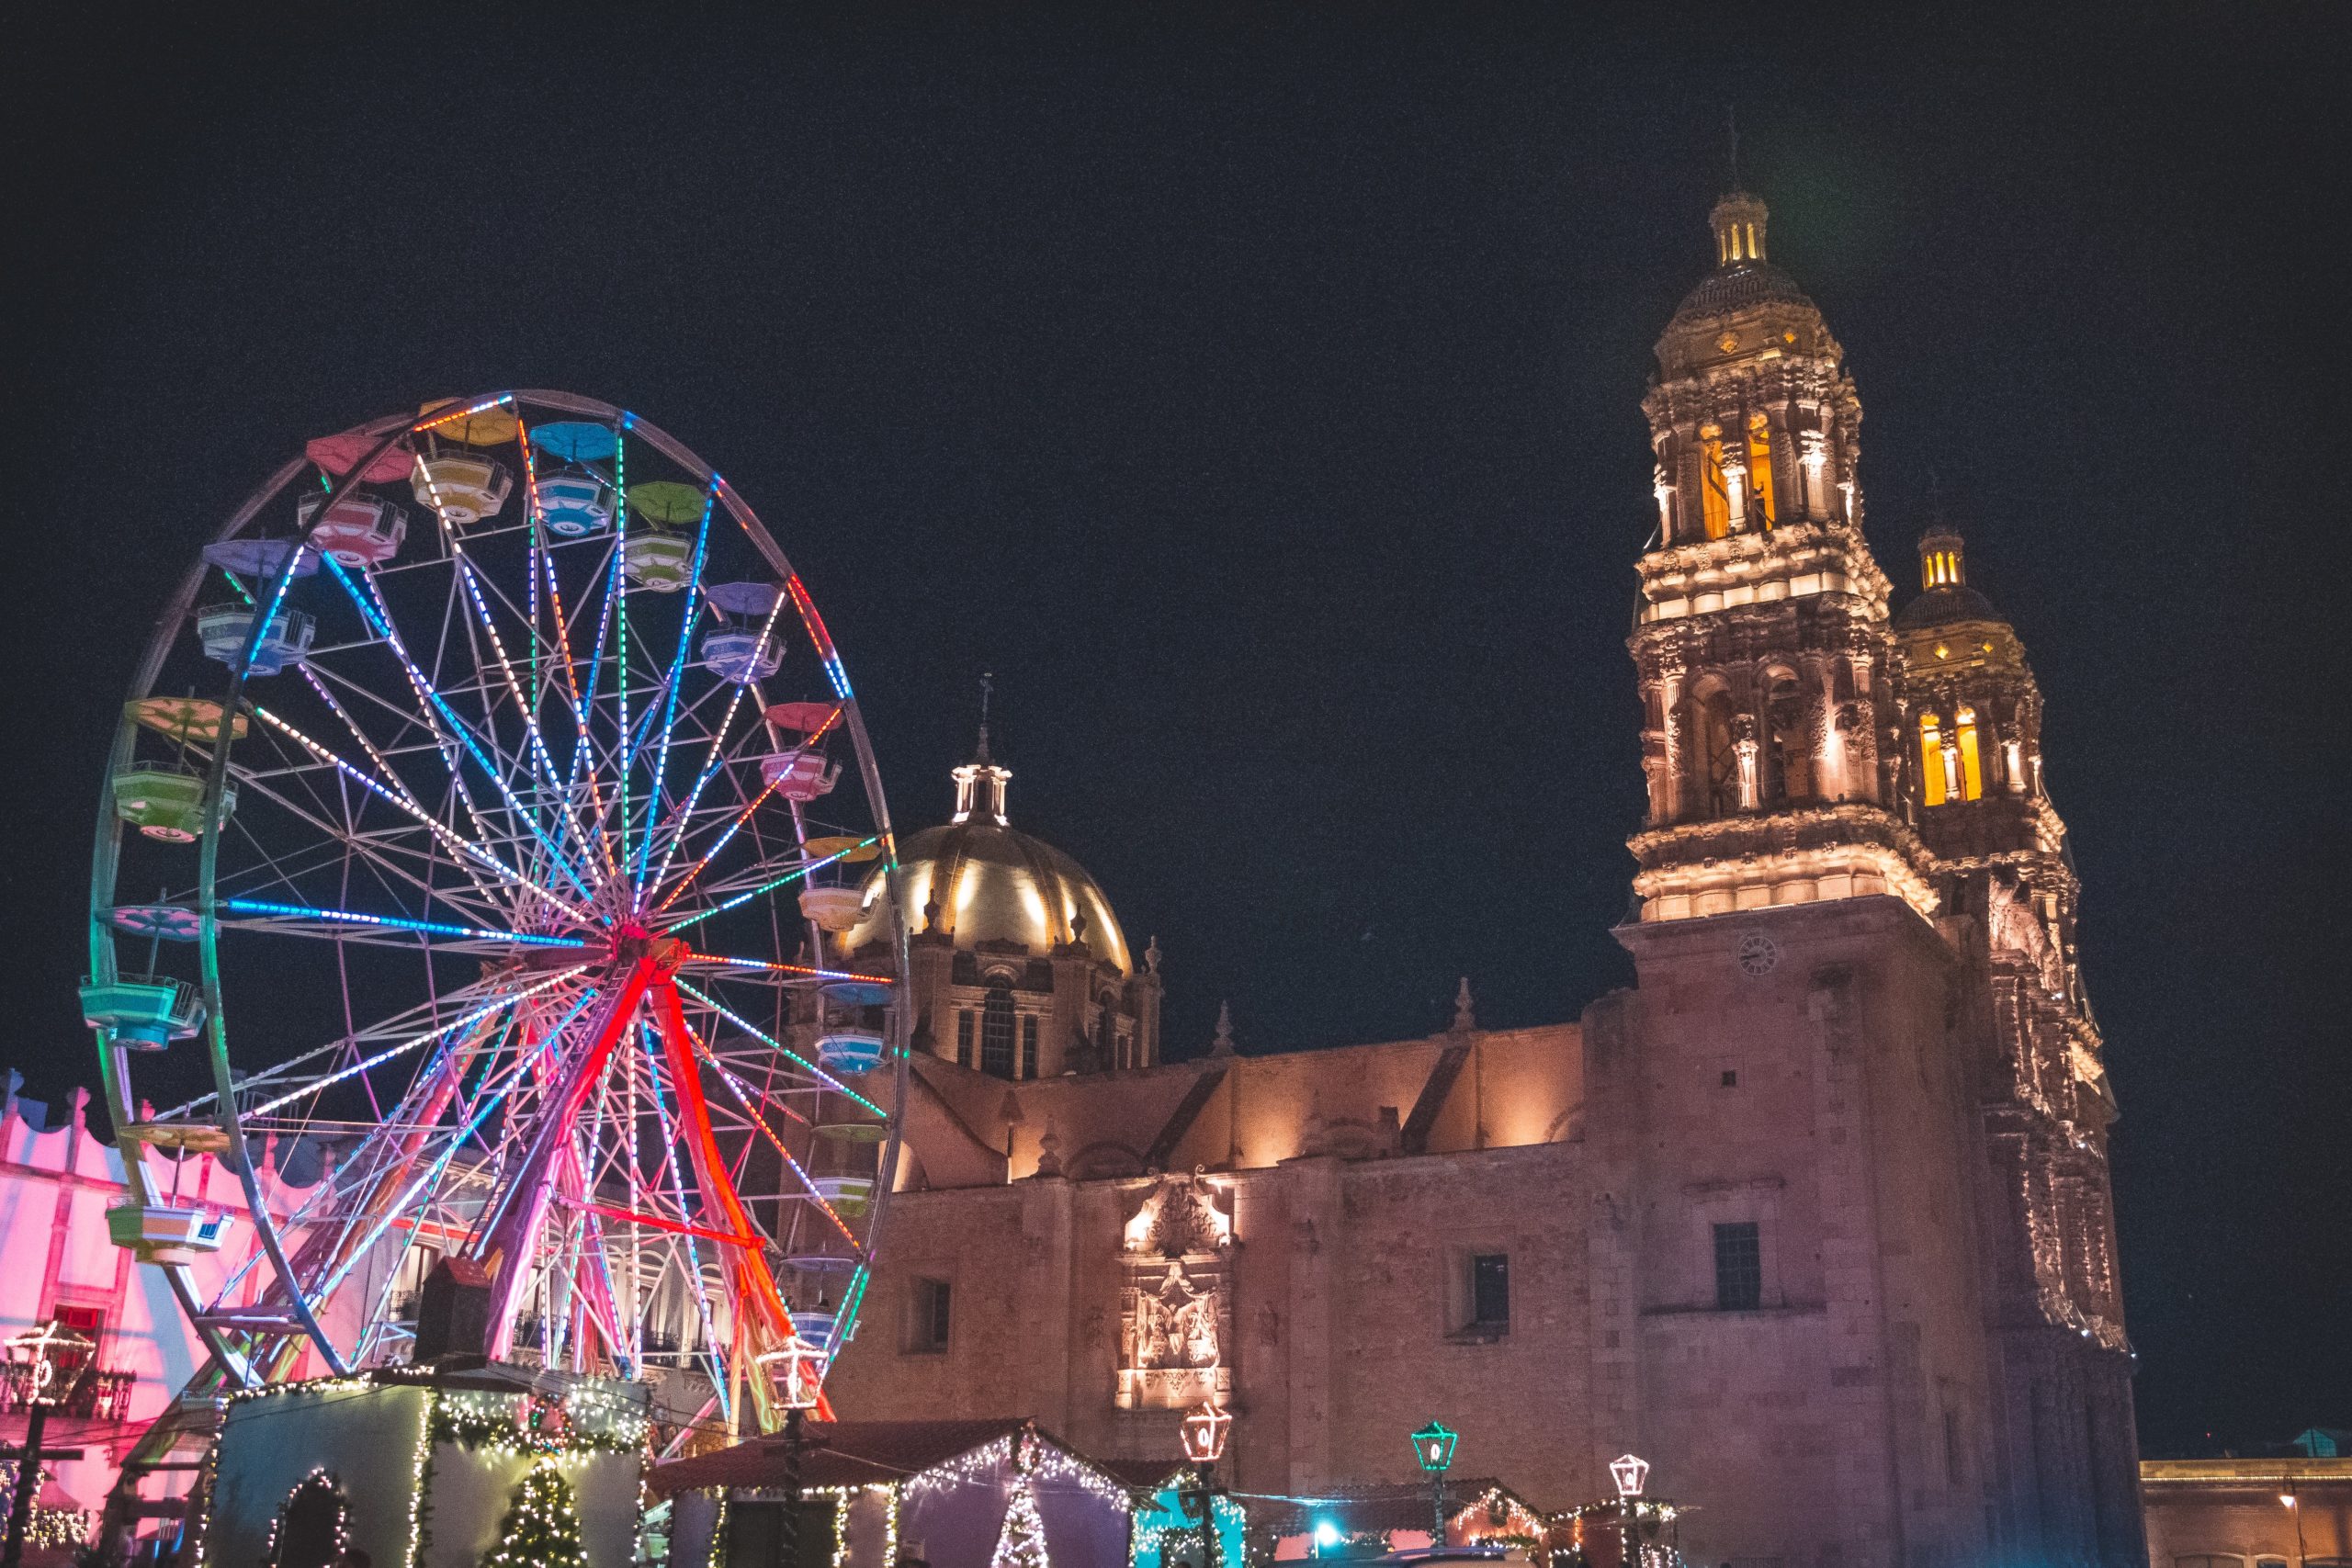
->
xmin=1747 ymin=413 xmax=1777 ymax=528
xmin=1955 ymin=706 xmax=1984 ymax=801
xmin=1919 ymin=713 xmax=1947 ymax=807
xmin=1701 ymin=429 xmax=1731 ymax=540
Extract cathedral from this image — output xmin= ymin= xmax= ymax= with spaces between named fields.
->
xmin=822 ymin=189 xmax=2143 ymax=1568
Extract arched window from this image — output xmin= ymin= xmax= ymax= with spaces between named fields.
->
xmin=1700 ymin=430 xmax=1731 ymax=540
xmin=1954 ymin=706 xmax=1984 ymax=801
xmin=979 ymin=981 xmax=1015 ymax=1077
xmin=1919 ymin=714 xmax=1947 ymax=807
xmin=1764 ymin=671 xmax=1810 ymax=805
xmin=1686 ymin=687 xmax=1739 ymax=818
xmin=1747 ymin=414 xmax=1777 ymax=529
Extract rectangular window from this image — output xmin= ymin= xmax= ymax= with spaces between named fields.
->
xmin=955 ymin=1010 xmax=974 ymax=1067
xmin=1747 ymin=422 xmax=1777 ymax=527
xmin=909 ymin=1277 xmax=951 ymax=1353
xmin=1469 ymin=1254 xmax=1510 ymax=1329
xmin=1701 ymin=440 xmax=1731 ymax=539
xmin=1713 ymin=1222 xmax=1762 ymax=1311
xmin=1021 ymin=1014 xmax=1039 ymax=1079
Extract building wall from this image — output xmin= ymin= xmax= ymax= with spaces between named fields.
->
xmin=2142 ymin=1460 xmax=2352 ymax=1565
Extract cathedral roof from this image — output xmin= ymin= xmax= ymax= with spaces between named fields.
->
xmin=1894 ymin=581 xmax=2005 ymax=631
xmin=844 ymin=740 xmax=1132 ymax=974
xmin=1668 ymin=257 xmax=1815 ymax=326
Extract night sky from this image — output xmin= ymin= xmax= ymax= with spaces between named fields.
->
xmin=6 ymin=5 xmax=2345 ymax=1458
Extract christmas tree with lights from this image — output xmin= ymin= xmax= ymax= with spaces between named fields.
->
xmin=481 ymin=1461 xmax=585 ymax=1568
xmin=990 ymin=1464 xmax=1050 ymax=1568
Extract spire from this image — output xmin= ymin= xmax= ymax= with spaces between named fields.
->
xmin=951 ymin=671 xmax=1012 ymax=826
xmin=1725 ymin=104 xmax=1740 ymax=193
xmin=974 ymin=670 xmax=994 ymax=765
xmin=1209 ymin=1000 xmax=1236 ymax=1057
xmin=1452 ymin=976 xmax=1476 ymax=1032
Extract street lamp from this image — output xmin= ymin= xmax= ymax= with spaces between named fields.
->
xmin=2283 ymin=1487 xmax=2306 ymax=1566
xmin=3 ymin=1321 xmax=93 ymax=1568
xmin=1180 ymin=1404 xmax=1232 ymax=1568
xmin=1610 ymin=1454 xmax=1649 ymax=1568
xmin=1411 ymin=1421 xmax=1459 ymax=1546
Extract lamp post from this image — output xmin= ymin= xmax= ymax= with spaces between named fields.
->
xmin=3 ymin=1321 xmax=93 ymax=1568
xmin=1410 ymin=1421 xmax=1459 ymax=1548
xmin=1180 ymin=1403 xmax=1232 ymax=1568
xmin=1609 ymin=1454 xmax=1649 ymax=1568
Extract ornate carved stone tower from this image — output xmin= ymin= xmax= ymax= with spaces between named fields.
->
xmin=1591 ymin=191 xmax=2144 ymax=1567
xmin=1628 ymin=190 xmax=1934 ymax=923
xmin=1895 ymin=523 xmax=2140 ymax=1562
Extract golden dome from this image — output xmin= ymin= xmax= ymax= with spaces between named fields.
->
xmin=846 ymin=822 xmax=1132 ymax=974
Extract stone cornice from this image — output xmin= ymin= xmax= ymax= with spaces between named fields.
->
xmin=1634 ymin=519 xmax=1894 ymax=624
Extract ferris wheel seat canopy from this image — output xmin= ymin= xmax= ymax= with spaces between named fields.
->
xmin=297 ymin=491 xmax=407 ymax=567
xmin=702 ymin=627 xmax=784 ymax=684
xmin=814 ymin=1029 xmax=888 ymax=1071
xmin=761 ymin=749 xmax=840 ymax=800
xmin=415 ymin=400 xmax=520 ymax=446
xmin=112 ymin=763 xmax=236 ymax=841
xmin=798 ymin=886 xmax=866 ymax=931
xmin=810 ymin=1177 xmax=876 ymax=1218
xmin=705 ymin=581 xmax=783 ymax=618
xmin=107 ymin=1202 xmax=230 ymax=1264
xmin=128 ymin=694 xmax=246 ymax=744
xmin=107 ymin=903 xmax=203 ymax=942
xmin=535 ymin=472 xmax=613 ymax=536
xmin=764 ymin=700 xmax=840 ymax=737
xmin=814 ymin=1119 xmax=888 ymax=1144
xmin=202 ymin=536 xmax=320 ymax=581
xmin=626 ymin=479 xmax=708 ymax=525
xmin=623 ymin=530 xmax=695 ymax=591
xmin=306 ymin=429 xmax=417 ymax=483
xmin=196 ymin=603 xmax=314 ymax=676
xmin=80 ymin=974 xmax=205 ymax=1049
xmin=528 ymin=421 xmax=620 ymax=463
xmin=820 ymin=981 xmax=893 ymax=1010
xmin=411 ymin=452 xmax=513 ymax=525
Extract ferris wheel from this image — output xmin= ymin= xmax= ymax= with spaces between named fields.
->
xmin=83 ymin=392 xmax=908 ymax=1448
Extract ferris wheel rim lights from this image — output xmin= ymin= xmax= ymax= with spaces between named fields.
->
xmin=88 ymin=389 xmax=910 ymax=1444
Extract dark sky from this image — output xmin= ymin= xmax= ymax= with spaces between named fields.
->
xmin=6 ymin=5 xmax=2345 ymax=1457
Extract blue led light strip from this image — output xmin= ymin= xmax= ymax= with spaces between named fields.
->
xmin=221 ymin=897 xmax=589 ymax=948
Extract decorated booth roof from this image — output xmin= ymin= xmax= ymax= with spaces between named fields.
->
xmin=647 ymin=1418 xmax=1123 ymax=1500
xmin=1261 ymin=1479 xmax=1527 ymax=1537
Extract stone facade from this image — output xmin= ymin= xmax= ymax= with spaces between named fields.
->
xmin=828 ymin=190 xmax=2141 ymax=1567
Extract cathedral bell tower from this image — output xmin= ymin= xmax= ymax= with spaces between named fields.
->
xmin=1627 ymin=190 xmax=1935 ymax=922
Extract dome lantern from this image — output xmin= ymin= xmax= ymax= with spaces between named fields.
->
xmin=1712 ymin=189 xmax=1770 ymax=265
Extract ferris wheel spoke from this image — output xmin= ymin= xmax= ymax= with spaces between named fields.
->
xmin=325 ymin=556 xmax=599 ymax=905
xmin=675 ymin=979 xmax=888 ymax=1115
xmin=217 ymin=761 xmax=513 ymax=921
xmin=625 ymin=486 xmax=717 ymax=898
xmin=250 ymin=695 xmax=587 ymax=922
xmin=645 ymin=596 xmax=784 ymax=893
